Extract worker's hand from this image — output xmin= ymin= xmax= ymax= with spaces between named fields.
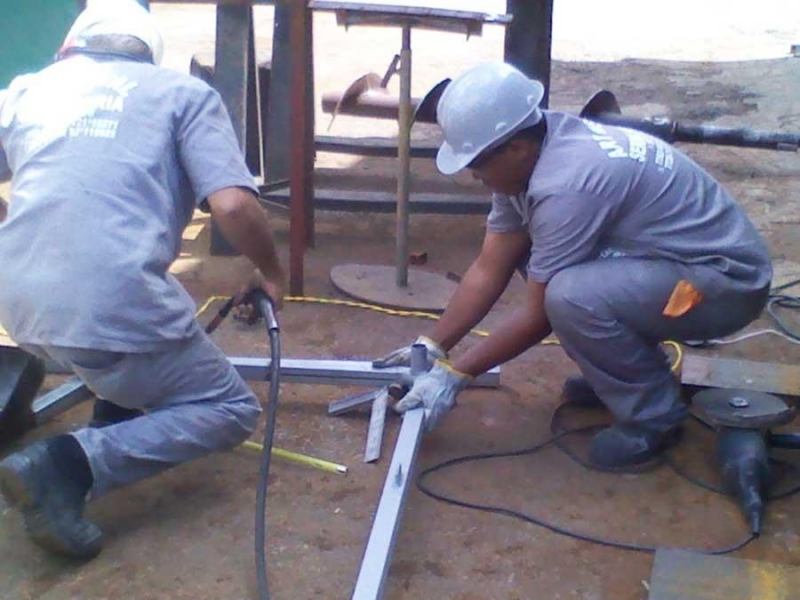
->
xmin=372 ymin=335 xmax=447 ymax=369
xmin=237 ymin=269 xmax=286 ymax=315
xmin=393 ymin=360 xmax=472 ymax=433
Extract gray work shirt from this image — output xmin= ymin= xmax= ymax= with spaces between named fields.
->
xmin=487 ymin=111 xmax=772 ymax=291
xmin=0 ymin=56 xmax=257 ymax=352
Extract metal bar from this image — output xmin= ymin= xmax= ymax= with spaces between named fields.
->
xmin=351 ymin=408 xmax=425 ymax=600
xmin=395 ymin=25 xmax=412 ymax=287
xmin=35 ymin=359 xmax=499 ymax=425
xmin=263 ymin=0 xmax=291 ymax=183
xmin=245 ymin=11 xmax=262 ymax=176
xmin=303 ymin=1 xmax=316 ymax=249
xmin=681 ymin=355 xmax=800 ymax=397
xmin=229 ymin=357 xmax=501 ymax=387
xmin=315 ymin=135 xmax=438 ymax=158
xmin=328 ymin=388 xmax=382 ymax=416
xmin=44 ymin=358 xmax=500 ymax=387
xmin=504 ymin=0 xmax=553 ymax=108
xmin=258 ymin=188 xmax=491 ymax=215
xmin=364 ymin=390 xmax=387 ymax=463
xmin=32 ymin=378 xmax=94 ymax=426
xmin=288 ymin=0 xmax=311 ymax=295
xmin=210 ymin=1 xmax=252 ymax=255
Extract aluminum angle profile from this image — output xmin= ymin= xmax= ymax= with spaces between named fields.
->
xmin=351 ymin=408 xmax=425 ymax=600
xmin=229 ymin=357 xmax=500 ymax=388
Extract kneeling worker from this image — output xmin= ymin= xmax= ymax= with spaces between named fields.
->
xmin=0 ymin=1 xmax=285 ymax=558
xmin=376 ymin=62 xmax=771 ymax=467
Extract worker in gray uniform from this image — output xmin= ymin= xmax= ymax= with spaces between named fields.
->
xmin=376 ymin=61 xmax=771 ymax=468
xmin=0 ymin=1 xmax=285 ymax=559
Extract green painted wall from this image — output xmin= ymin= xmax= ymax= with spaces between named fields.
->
xmin=0 ymin=0 xmax=84 ymax=88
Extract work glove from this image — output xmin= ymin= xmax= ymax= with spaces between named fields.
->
xmin=393 ymin=360 xmax=472 ymax=433
xmin=372 ymin=335 xmax=447 ymax=369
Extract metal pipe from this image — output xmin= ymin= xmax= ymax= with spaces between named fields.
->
xmin=409 ymin=343 xmax=427 ymax=375
xmin=210 ymin=1 xmax=252 ymax=255
xmin=504 ymin=0 xmax=553 ymax=108
xmin=395 ymin=25 xmax=412 ymax=287
xmin=589 ymin=113 xmax=799 ymax=152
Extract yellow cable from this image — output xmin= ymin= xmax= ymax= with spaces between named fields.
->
xmin=197 ymin=294 xmax=683 ymax=374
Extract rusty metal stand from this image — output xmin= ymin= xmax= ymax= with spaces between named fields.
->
xmin=316 ymin=3 xmax=511 ymax=311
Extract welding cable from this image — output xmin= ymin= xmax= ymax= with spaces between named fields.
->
xmin=685 ymin=278 xmax=800 ymax=347
xmin=253 ymin=290 xmax=281 ymax=600
xmin=416 ymin=403 xmax=757 ymax=556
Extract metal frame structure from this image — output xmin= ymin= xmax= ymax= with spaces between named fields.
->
xmin=31 ymin=353 xmax=499 ymax=600
xmin=34 ymin=356 xmax=499 ymax=424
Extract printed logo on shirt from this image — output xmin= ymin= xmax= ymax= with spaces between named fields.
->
xmin=67 ymin=76 xmax=138 ymax=140
xmin=11 ymin=67 xmax=139 ymax=162
xmin=582 ymin=119 xmax=674 ymax=171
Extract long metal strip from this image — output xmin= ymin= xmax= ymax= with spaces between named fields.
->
xmin=34 ymin=359 xmax=500 ymax=424
xmin=351 ymin=408 xmax=425 ymax=600
xmin=228 ymin=357 xmax=501 ymax=388
xmin=32 ymin=378 xmax=94 ymax=425
xmin=364 ymin=390 xmax=388 ymax=463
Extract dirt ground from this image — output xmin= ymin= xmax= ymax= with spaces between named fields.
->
xmin=2 ymin=3 xmax=800 ymax=600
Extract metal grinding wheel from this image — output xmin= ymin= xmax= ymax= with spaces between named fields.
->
xmin=692 ymin=388 xmax=796 ymax=430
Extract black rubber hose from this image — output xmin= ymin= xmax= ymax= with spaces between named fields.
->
xmin=253 ymin=291 xmax=280 ymax=600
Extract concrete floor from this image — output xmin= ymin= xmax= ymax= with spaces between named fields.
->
xmin=2 ymin=3 xmax=800 ymax=599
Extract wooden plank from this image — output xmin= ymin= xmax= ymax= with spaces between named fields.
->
xmin=681 ymin=354 xmax=800 ymax=397
xmin=182 ymin=223 xmax=205 ymax=241
xmin=650 ymin=549 xmax=800 ymax=599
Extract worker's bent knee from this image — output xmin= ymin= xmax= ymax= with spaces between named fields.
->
xmin=235 ymin=395 xmax=262 ymax=435
xmin=544 ymin=269 xmax=598 ymax=325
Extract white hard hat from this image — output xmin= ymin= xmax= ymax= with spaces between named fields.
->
xmin=61 ymin=0 xmax=164 ymax=65
xmin=436 ymin=62 xmax=545 ymax=175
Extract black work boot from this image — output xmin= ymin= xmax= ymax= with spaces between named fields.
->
xmin=561 ymin=376 xmax=605 ymax=409
xmin=89 ymin=398 xmax=144 ymax=428
xmin=0 ymin=436 xmax=102 ymax=559
xmin=588 ymin=422 xmax=681 ymax=468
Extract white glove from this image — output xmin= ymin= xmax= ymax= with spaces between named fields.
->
xmin=393 ymin=360 xmax=472 ymax=432
xmin=372 ymin=335 xmax=447 ymax=369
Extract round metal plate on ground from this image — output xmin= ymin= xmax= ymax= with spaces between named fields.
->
xmin=692 ymin=388 xmax=795 ymax=429
xmin=330 ymin=264 xmax=458 ymax=312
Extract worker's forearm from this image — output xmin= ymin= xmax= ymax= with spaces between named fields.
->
xmin=452 ymin=309 xmax=551 ymax=377
xmin=431 ymin=260 xmax=512 ymax=352
xmin=211 ymin=197 xmax=284 ymax=279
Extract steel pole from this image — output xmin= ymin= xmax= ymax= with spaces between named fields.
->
xmin=395 ymin=25 xmax=412 ymax=287
xmin=504 ymin=0 xmax=553 ymax=108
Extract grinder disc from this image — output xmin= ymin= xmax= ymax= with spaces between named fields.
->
xmin=692 ymin=388 xmax=795 ymax=429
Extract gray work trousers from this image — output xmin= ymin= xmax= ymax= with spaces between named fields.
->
xmin=543 ymin=258 xmax=769 ymax=431
xmin=24 ymin=330 xmax=261 ymax=498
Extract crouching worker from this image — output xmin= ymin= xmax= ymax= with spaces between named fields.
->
xmin=0 ymin=1 xmax=286 ymax=559
xmin=376 ymin=62 xmax=771 ymax=468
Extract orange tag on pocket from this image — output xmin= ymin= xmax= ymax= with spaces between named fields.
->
xmin=662 ymin=280 xmax=703 ymax=318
